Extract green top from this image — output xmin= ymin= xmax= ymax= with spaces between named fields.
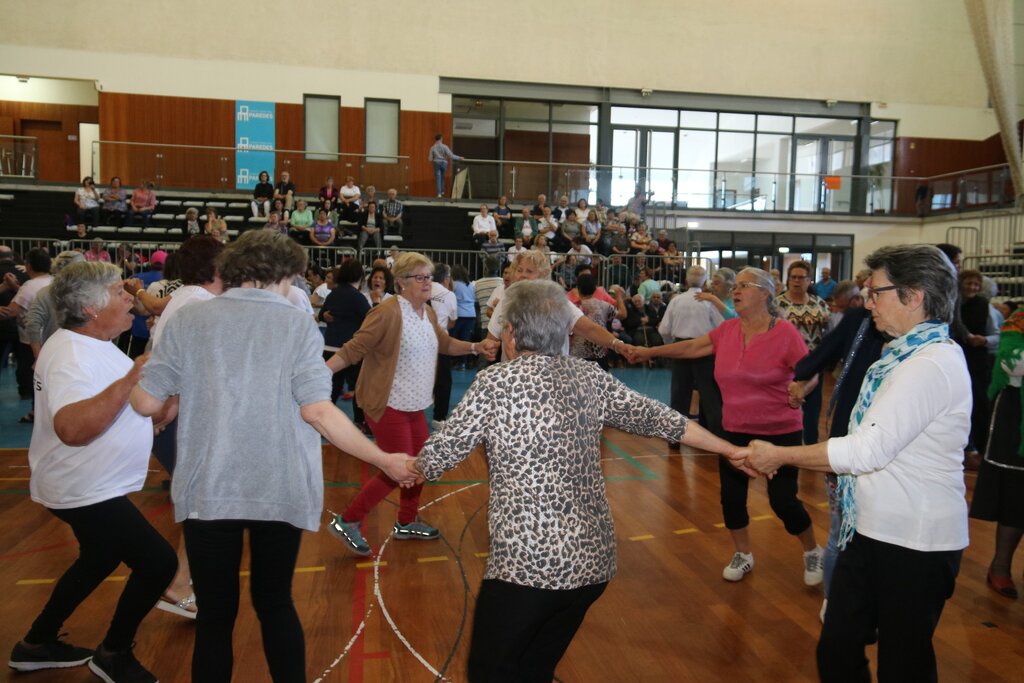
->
xmin=290 ymin=208 xmax=314 ymax=228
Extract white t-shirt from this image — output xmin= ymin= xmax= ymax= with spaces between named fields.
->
xmin=29 ymin=329 xmax=152 ymax=508
xmin=151 ymin=285 xmax=216 ymax=346
xmin=487 ymin=291 xmax=584 ymax=356
xmin=313 ymin=283 xmax=329 ymax=301
xmin=285 ymin=285 xmax=315 ymax=315
xmin=14 ymin=275 xmax=53 ymax=343
xmin=340 ymin=184 xmax=361 ymax=203
xmin=430 ymin=282 xmax=458 ymax=329
xmin=507 ymin=245 xmax=527 ymax=263
xmin=472 ymin=214 xmax=497 ymax=236
xmin=487 ymin=282 xmax=505 ymax=311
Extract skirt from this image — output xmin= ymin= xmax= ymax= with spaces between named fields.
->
xmin=969 ymin=385 xmax=1024 ymax=528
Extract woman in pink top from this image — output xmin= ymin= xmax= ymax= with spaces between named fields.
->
xmin=632 ymin=267 xmax=823 ymax=586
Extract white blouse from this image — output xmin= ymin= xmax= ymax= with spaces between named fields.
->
xmin=387 ymin=296 xmax=439 ymax=412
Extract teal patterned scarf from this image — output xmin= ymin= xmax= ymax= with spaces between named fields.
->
xmin=835 ymin=319 xmax=950 ymax=550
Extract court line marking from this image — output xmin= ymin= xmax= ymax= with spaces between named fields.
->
xmin=417 ymin=556 xmax=449 ymax=564
xmin=599 ymin=436 xmax=659 ymax=480
xmin=629 ymin=534 xmax=655 ymax=541
xmin=674 ymin=528 xmax=699 ymax=535
xmin=474 ymin=552 xmax=488 ymax=558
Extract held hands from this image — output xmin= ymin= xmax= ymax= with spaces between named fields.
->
xmin=787 ymin=381 xmax=806 ymax=409
xmin=622 ymin=344 xmax=648 ymax=364
xmin=381 ymin=452 xmax=421 ymax=488
xmin=478 ymin=338 xmax=500 ymax=361
xmin=734 ymin=440 xmax=786 ymax=477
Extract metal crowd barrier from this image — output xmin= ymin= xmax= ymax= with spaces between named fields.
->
xmin=962 ymin=252 xmax=1024 ymax=303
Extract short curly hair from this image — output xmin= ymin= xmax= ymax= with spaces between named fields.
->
xmin=216 ymin=229 xmax=307 ymax=289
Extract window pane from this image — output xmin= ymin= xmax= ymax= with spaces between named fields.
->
xmin=716 ymin=133 xmax=755 ymax=210
xmin=552 ymin=123 xmax=597 ymax=205
xmin=505 ymin=100 xmax=549 ymax=120
xmin=453 ymin=97 xmax=500 ymax=117
xmin=870 ymin=120 xmax=896 ymax=138
xmin=304 ymin=95 xmax=339 ymax=161
xmin=552 ymin=103 xmax=598 ymax=123
xmin=719 ymin=113 xmax=755 ymax=130
xmin=504 ymin=121 xmax=548 ymax=200
xmin=453 ymin=118 xmax=497 ymax=137
xmin=677 ymin=129 xmax=716 ymax=208
xmin=758 ymin=115 xmax=793 ymax=133
xmin=611 ymin=106 xmax=677 ymax=127
xmin=611 ymin=129 xmax=639 ymax=205
xmin=795 ymin=117 xmax=858 ymax=135
xmin=754 ymin=133 xmax=792 ymax=211
xmin=365 ymin=100 xmax=399 ymax=163
xmin=680 ymin=110 xmax=717 ymax=128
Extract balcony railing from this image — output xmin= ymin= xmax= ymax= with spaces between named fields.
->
xmin=0 ymin=135 xmax=38 ymax=181
xmin=86 ymin=140 xmax=1014 ymax=218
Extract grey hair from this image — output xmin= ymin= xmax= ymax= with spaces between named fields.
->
xmin=512 ymin=249 xmax=552 ymax=278
xmin=685 ymin=265 xmax=707 ymax=288
xmin=714 ymin=267 xmax=737 ymax=289
xmin=863 ymin=245 xmax=957 ymax=323
xmin=502 ymin=279 xmax=571 ymax=356
xmin=832 ymin=279 xmax=860 ymax=302
xmin=52 ymin=261 xmax=122 ymax=328
xmin=738 ymin=267 xmax=781 ymax=316
xmin=51 ymin=250 xmax=85 ymax=274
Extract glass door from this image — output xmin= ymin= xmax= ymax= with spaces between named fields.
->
xmin=611 ymin=127 xmax=677 ymax=207
xmin=791 ymin=136 xmax=856 ymax=212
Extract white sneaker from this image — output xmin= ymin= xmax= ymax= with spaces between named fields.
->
xmin=431 ymin=419 xmax=446 ymax=430
xmin=804 ymin=545 xmax=824 ymax=586
xmin=723 ymin=552 xmax=754 ymax=581
xmin=819 ymin=598 xmax=828 ymax=624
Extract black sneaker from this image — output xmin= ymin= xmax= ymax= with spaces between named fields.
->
xmin=88 ymin=645 xmax=156 ymax=683
xmin=8 ymin=637 xmax=93 ymax=671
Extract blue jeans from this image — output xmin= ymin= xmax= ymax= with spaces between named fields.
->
xmin=433 ymin=160 xmax=448 ymax=196
xmin=802 ymin=376 xmax=823 ymax=444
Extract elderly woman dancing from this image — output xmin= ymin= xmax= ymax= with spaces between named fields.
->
xmin=325 ymin=252 xmax=498 ymax=556
xmin=411 ymin=279 xmax=746 ymax=683
xmin=8 ymin=262 xmax=177 ymax=682
xmin=631 ymin=267 xmax=823 ymax=585
xmin=742 ymin=245 xmax=969 ymax=683
xmin=131 ymin=230 xmax=416 ymax=682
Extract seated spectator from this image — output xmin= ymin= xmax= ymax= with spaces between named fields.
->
xmin=637 ymin=267 xmax=661 ymax=302
xmin=552 ymin=195 xmax=572 ymax=223
xmin=318 ymin=176 xmax=340 ymax=216
xmin=582 ymin=209 xmax=602 ymax=251
xmin=338 ymin=176 xmax=361 ymax=223
xmin=570 ymin=273 xmax=623 ymax=369
xmin=640 ymin=250 xmax=662 ymax=280
xmin=289 ymin=198 xmax=314 ymax=242
xmin=656 ymin=229 xmax=671 ymax=251
xmin=385 ymin=245 xmax=399 ymax=270
xmin=662 ymin=241 xmax=684 ymax=282
xmin=357 ymin=201 xmax=382 ymax=251
xmin=531 ymin=193 xmax=548 ymax=217
xmin=605 ymin=254 xmax=631 ymax=291
xmin=364 ymin=265 xmax=394 ymax=307
xmin=567 ymin=236 xmax=593 ymax=267
xmin=74 ymin=176 xmax=101 ymax=238
xmin=307 ymin=264 xmax=330 ymax=308
xmin=629 ymin=222 xmax=652 ymax=254
xmin=561 ymin=211 xmax=583 ymax=244
xmin=576 ymin=198 xmax=589 ymax=221
xmin=251 ymin=170 xmax=273 ymax=217
xmin=362 ymin=185 xmax=377 ymax=206
xmin=182 ymin=207 xmax=203 ymax=238
xmin=101 ymin=176 xmax=127 ymax=227
xmin=265 ymin=210 xmax=287 ymax=235
xmin=624 ymin=293 xmax=663 ymax=349
xmin=381 ymin=188 xmax=404 ymax=235
xmin=556 ymin=255 xmax=579 ymax=291
xmin=493 ymin=195 xmax=513 ymax=237
xmin=125 ymin=180 xmax=157 ymax=229
xmin=516 ymin=207 xmax=536 ymax=242
xmin=310 ymin=208 xmax=336 ymax=247
xmin=271 ymin=198 xmax=290 ymax=224
xmin=480 ymin=230 xmax=504 ymax=259
xmin=608 ymin=221 xmax=630 ymax=256
xmin=204 ymin=207 xmax=228 ymax=243
xmin=83 ymin=237 xmax=110 ymax=263
xmin=532 ymin=235 xmax=554 ymax=265
xmin=647 ymin=290 xmax=667 ymax=327
xmin=116 ymin=243 xmax=146 ymax=276
xmin=274 ymin=170 xmax=295 ymax=211
xmin=536 ymin=207 xmax=559 ymax=243
xmin=472 ymin=205 xmax=497 ymax=246
xmin=507 ymin=236 xmax=527 ymax=263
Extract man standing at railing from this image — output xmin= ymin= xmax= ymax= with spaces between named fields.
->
xmin=428 ymin=134 xmax=462 ymax=199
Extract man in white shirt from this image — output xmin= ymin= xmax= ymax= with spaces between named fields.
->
xmin=430 ymin=262 xmax=458 ymax=427
xmin=506 ymin=236 xmax=527 ymax=264
xmin=658 ymin=265 xmax=725 ymax=442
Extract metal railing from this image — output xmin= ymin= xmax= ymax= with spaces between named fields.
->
xmin=963 ymin=251 xmax=1024 ymax=302
xmin=91 ymin=140 xmax=411 ymax=196
xmin=0 ymin=135 xmax=38 ymax=181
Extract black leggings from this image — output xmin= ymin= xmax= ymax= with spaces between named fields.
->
xmin=25 ymin=496 xmax=177 ymax=650
xmin=718 ymin=430 xmax=812 ymax=534
xmin=183 ymin=519 xmax=305 ymax=683
xmin=468 ymin=579 xmax=607 ymax=683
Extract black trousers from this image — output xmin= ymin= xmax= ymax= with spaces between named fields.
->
xmin=468 ymin=579 xmax=607 ymax=683
xmin=325 ymin=351 xmax=363 ymax=424
xmin=817 ymin=533 xmax=962 ymax=683
xmin=25 ymin=496 xmax=176 ymax=651
xmin=14 ymin=340 xmax=33 ymax=399
xmin=719 ymin=430 xmax=811 ymax=534
xmin=433 ymin=353 xmax=453 ymax=421
xmin=670 ymin=355 xmax=722 ymax=434
xmin=184 ymin=519 xmax=305 ymax=683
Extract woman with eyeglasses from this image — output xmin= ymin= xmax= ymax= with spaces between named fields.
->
xmin=324 ymin=252 xmax=499 ymax=556
xmin=630 ymin=267 xmax=824 ymax=586
xmin=739 ymin=245 xmax=969 ymax=683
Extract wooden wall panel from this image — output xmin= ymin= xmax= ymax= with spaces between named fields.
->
xmin=402 ymin=111 xmax=451 ymax=197
xmin=0 ymin=100 xmax=98 ymax=183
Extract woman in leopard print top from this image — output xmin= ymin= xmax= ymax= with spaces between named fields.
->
xmin=414 ymin=279 xmax=745 ymax=683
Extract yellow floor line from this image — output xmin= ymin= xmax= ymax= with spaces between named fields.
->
xmin=104 ymin=575 xmax=127 ymax=582
xmin=474 ymin=552 xmax=488 ymax=558
xmin=16 ymin=579 xmax=55 ymax=586
xmin=751 ymin=514 xmax=773 ymax=521
xmin=713 ymin=522 xmax=726 ymax=528
xmin=629 ymin=534 xmax=655 ymax=541
xmin=417 ymin=556 xmax=449 ymax=563
xmin=356 ymin=561 xmax=385 ymax=569
xmin=673 ymin=528 xmax=699 ymax=535
xmin=294 ymin=566 xmax=326 ymax=574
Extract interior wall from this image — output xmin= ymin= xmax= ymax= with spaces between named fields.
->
xmin=0 ymin=75 xmax=97 ymax=106
xmin=0 ymin=100 xmax=98 ymax=182
xmin=0 ymin=0 xmax=994 ymax=141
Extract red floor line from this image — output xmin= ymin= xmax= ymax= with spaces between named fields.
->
xmin=0 ymin=540 xmax=77 ymax=561
xmin=346 ymin=459 xmax=374 ymax=683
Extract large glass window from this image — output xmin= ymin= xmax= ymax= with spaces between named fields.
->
xmin=716 ymin=132 xmax=755 ymax=209
xmin=364 ymin=99 xmax=399 ymax=163
xmin=677 ymin=130 xmax=716 ymax=208
xmin=611 ymin=107 xmax=678 ymax=127
xmin=304 ymin=95 xmax=339 ymax=161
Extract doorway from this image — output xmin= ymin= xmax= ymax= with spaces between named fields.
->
xmin=20 ymin=120 xmax=68 ymax=182
xmin=792 ymin=136 xmax=856 ymax=212
xmin=611 ymin=127 xmax=676 ymax=207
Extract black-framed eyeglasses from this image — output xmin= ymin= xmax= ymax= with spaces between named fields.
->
xmin=403 ymin=274 xmax=433 ymax=283
xmin=865 ymin=285 xmax=898 ymax=302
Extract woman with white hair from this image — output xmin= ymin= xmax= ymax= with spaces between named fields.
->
xmin=632 ymin=267 xmax=824 ymax=586
xmin=412 ymin=278 xmax=745 ymax=682
xmin=9 ymin=262 xmax=177 ymax=681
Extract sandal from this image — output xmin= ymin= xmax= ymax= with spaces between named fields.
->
xmin=18 ymin=412 xmax=33 ymax=424
xmin=156 ymin=592 xmax=198 ymax=619
xmin=987 ymin=570 xmax=1018 ymax=599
